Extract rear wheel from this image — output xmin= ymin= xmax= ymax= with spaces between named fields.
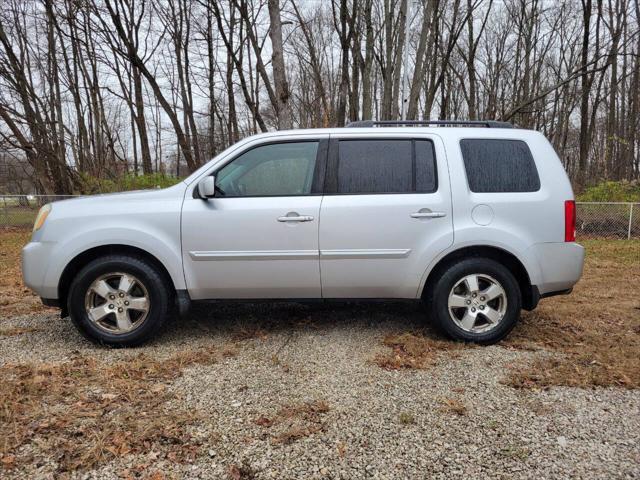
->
xmin=426 ymin=257 xmax=521 ymax=344
xmin=68 ymin=255 xmax=171 ymax=346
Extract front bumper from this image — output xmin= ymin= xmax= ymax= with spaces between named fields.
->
xmin=22 ymin=241 xmax=58 ymax=299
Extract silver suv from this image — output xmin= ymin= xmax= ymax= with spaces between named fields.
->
xmin=22 ymin=120 xmax=585 ymax=346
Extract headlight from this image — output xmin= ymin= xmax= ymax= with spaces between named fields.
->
xmin=33 ymin=204 xmax=51 ymax=232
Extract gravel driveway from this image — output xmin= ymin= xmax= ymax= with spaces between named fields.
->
xmin=1 ymin=302 xmax=639 ymax=479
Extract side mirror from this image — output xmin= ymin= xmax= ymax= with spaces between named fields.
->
xmin=197 ymin=175 xmax=216 ymax=199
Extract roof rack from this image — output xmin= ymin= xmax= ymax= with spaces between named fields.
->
xmin=345 ymin=120 xmax=513 ymax=129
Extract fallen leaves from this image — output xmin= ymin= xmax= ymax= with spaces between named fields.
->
xmin=374 ymin=332 xmax=462 ymax=370
xmin=0 ymin=326 xmax=41 ymax=337
xmin=252 ymin=400 xmax=330 ymax=445
xmin=0 ymin=346 xmax=219 ymax=472
xmin=438 ymin=397 xmax=467 ymax=416
xmin=504 ymin=239 xmax=640 ymax=389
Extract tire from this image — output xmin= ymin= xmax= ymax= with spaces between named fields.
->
xmin=67 ymin=254 xmax=172 ymax=347
xmin=426 ymin=257 xmax=521 ymax=344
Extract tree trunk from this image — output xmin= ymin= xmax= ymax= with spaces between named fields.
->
xmin=268 ymin=0 xmax=292 ymax=129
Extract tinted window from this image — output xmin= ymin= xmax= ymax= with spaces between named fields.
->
xmin=460 ymin=139 xmax=540 ymax=193
xmin=415 ymin=140 xmax=437 ymax=192
xmin=336 ymin=139 xmax=437 ymax=194
xmin=216 ymin=142 xmax=318 ymax=196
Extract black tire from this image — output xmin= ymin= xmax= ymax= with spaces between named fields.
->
xmin=67 ymin=254 xmax=172 ymax=347
xmin=425 ymin=257 xmax=521 ymax=344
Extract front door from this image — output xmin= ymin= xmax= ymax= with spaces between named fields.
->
xmin=319 ymin=134 xmax=453 ymax=298
xmin=182 ymin=139 xmax=327 ymax=299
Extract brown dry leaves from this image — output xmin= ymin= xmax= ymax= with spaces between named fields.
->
xmin=0 ymin=326 xmax=41 ymax=337
xmin=374 ymin=331 xmax=463 ymax=370
xmin=505 ymin=239 xmax=640 ymax=389
xmin=252 ymin=400 xmax=330 ymax=445
xmin=438 ymin=397 xmax=467 ymax=416
xmin=0 ymin=346 xmax=219 ymax=473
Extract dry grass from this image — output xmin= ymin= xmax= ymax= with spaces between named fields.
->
xmin=504 ymin=239 xmax=639 ymax=389
xmin=0 ymin=326 xmax=41 ymax=337
xmin=252 ymin=400 xmax=330 ymax=445
xmin=231 ymin=325 xmax=268 ymax=342
xmin=373 ymin=240 xmax=639 ymax=390
xmin=0 ymin=228 xmax=49 ymax=317
xmin=374 ymin=331 xmax=463 ymax=370
xmin=0 ymin=346 xmax=219 ymax=472
xmin=438 ymin=397 xmax=467 ymax=416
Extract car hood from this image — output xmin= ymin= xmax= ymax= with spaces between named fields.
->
xmin=41 ymin=182 xmax=188 ymax=225
xmin=51 ymin=182 xmax=187 ymax=208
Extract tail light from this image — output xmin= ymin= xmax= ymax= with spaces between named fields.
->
xmin=564 ymin=200 xmax=576 ymax=242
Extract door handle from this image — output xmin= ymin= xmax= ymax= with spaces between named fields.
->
xmin=410 ymin=210 xmax=446 ymax=219
xmin=277 ymin=215 xmax=314 ymax=222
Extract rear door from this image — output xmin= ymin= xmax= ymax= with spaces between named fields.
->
xmin=319 ymin=133 xmax=453 ymax=298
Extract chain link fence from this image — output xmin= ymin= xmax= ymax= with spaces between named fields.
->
xmin=0 ymin=195 xmax=78 ymax=228
xmin=576 ymin=202 xmax=638 ymax=240
xmin=0 ymin=195 xmax=638 ymax=239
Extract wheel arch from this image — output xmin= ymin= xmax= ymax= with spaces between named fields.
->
xmin=420 ymin=245 xmax=538 ymax=310
xmin=58 ymin=244 xmax=176 ymax=316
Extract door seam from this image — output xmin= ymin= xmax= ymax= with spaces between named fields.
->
xmin=318 ymin=194 xmax=325 ymax=298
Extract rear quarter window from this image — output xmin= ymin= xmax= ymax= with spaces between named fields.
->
xmin=460 ymin=139 xmax=540 ymax=193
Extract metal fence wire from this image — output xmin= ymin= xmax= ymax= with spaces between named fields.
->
xmin=1 ymin=195 xmax=78 ymax=228
xmin=576 ymin=202 xmax=638 ymax=240
xmin=0 ymin=195 xmax=638 ymax=240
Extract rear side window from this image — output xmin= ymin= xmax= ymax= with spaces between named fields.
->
xmin=335 ymin=139 xmax=437 ymax=194
xmin=460 ymin=139 xmax=540 ymax=193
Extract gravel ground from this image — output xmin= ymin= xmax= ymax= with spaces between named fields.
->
xmin=1 ymin=302 xmax=639 ymax=479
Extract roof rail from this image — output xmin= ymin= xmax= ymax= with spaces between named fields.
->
xmin=345 ymin=120 xmax=513 ymax=129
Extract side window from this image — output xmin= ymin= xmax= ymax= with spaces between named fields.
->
xmin=335 ymin=139 xmax=437 ymax=194
xmin=215 ymin=142 xmax=319 ymax=197
xmin=460 ymin=139 xmax=540 ymax=193
xmin=415 ymin=140 xmax=437 ymax=193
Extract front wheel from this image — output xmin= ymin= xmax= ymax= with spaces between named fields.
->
xmin=67 ymin=255 xmax=172 ymax=346
xmin=426 ymin=257 xmax=521 ymax=344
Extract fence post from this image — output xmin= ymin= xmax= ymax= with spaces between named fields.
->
xmin=629 ymin=204 xmax=634 ymax=240
xmin=2 ymin=196 xmax=7 ymax=227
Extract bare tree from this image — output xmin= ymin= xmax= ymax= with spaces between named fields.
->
xmin=268 ymin=0 xmax=293 ymax=128
xmin=0 ymin=0 xmax=637 ymax=193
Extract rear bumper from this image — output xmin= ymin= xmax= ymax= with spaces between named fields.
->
xmin=527 ymin=242 xmax=585 ymax=295
xmin=524 ymin=285 xmax=574 ymax=311
xmin=540 ymin=287 xmax=573 ymax=299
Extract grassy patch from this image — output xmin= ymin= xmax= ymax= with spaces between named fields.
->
xmin=374 ymin=331 xmax=463 ymax=370
xmin=504 ymin=239 xmax=640 ymax=389
xmin=576 ymin=179 xmax=640 ymax=202
xmin=398 ymin=412 xmax=416 ymax=425
xmin=0 ymin=346 xmax=219 ymax=472
xmin=0 ymin=208 xmax=38 ymax=227
xmin=499 ymin=445 xmax=531 ymax=461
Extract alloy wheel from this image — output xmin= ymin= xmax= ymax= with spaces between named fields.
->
xmin=447 ymin=273 xmax=507 ymax=333
xmin=84 ymin=272 xmax=150 ymax=334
